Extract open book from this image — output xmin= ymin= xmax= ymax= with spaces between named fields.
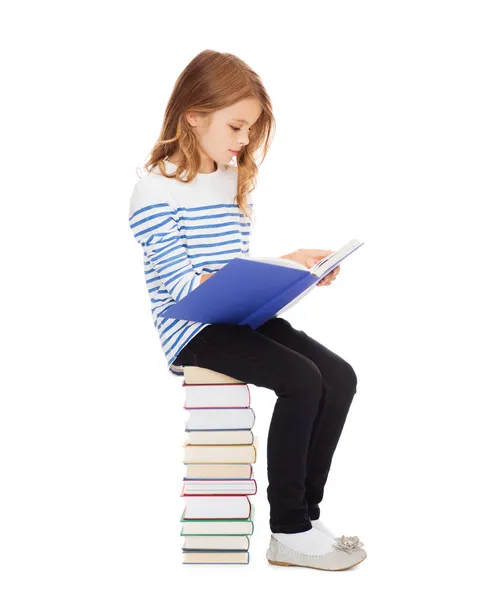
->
xmin=163 ymin=239 xmax=364 ymax=329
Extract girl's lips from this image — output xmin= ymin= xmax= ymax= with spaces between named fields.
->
xmin=229 ymin=149 xmax=238 ymax=155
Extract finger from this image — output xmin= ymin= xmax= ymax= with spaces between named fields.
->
xmin=307 ymin=249 xmax=334 ymax=259
xmin=308 ymin=249 xmax=332 ymax=255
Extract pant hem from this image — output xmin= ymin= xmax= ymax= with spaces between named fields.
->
xmin=270 ymin=521 xmax=312 ymax=534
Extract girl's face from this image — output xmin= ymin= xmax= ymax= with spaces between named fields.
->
xmin=187 ymin=98 xmax=263 ymax=169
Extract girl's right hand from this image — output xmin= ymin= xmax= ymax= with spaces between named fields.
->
xmin=281 ymin=248 xmax=335 ymax=269
xmin=200 ymin=272 xmax=215 ymax=284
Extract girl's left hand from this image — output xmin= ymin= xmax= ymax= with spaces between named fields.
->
xmin=316 ymin=265 xmax=340 ymax=286
xmin=303 ymin=250 xmax=340 ymax=287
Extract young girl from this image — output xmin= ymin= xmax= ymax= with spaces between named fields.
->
xmin=129 ymin=50 xmax=366 ymax=571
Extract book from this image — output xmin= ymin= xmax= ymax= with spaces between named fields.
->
xmin=182 ymin=535 xmax=250 ymax=550
xmin=183 ymin=463 xmax=253 ymax=479
xmin=183 ymin=441 xmax=258 ymax=464
xmin=182 ymin=550 xmax=250 ymax=564
xmin=181 ymin=479 xmax=257 ymax=495
xmin=184 ymin=407 xmax=256 ymax=431
xmin=183 ymin=382 xmax=251 ymax=408
xmin=180 ymin=505 xmax=255 ymax=535
xmin=181 ymin=366 xmax=244 ymax=385
xmin=180 ymin=366 xmax=257 ymax=565
xmin=181 ymin=495 xmax=252 ymax=519
xmin=163 ymin=238 xmax=364 ymax=328
xmin=185 ymin=429 xmax=254 ymax=445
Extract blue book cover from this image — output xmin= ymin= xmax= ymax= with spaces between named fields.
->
xmin=162 ymin=239 xmax=363 ymax=329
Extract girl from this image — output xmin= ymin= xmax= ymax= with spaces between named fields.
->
xmin=128 ymin=50 xmax=366 ymax=571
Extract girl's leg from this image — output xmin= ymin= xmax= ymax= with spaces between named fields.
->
xmin=255 ymin=317 xmax=358 ymax=521
xmin=173 ymin=322 xmax=324 ymax=533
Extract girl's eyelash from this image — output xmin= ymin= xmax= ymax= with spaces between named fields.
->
xmin=230 ymin=125 xmax=252 ymax=132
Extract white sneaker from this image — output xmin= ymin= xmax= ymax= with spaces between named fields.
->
xmin=266 ymin=534 xmax=367 ymax=571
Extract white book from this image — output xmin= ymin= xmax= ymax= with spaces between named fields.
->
xmin=183 ymin=383 xmax=251 ymax=408
xmin=185 ymin=407 xmax=255 ymax=431
xmin=182 ymin=495 xmax=251 ymax=519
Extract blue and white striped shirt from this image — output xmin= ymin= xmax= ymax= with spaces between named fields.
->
xmin=128 ymin=160 xmax=253 ymax=378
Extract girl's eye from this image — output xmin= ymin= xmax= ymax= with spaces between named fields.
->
xmin=230 ymin=125 xmax=252 ymax=133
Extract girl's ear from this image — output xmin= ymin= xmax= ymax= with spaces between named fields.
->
xmin=185 ymin=111 xmax=198 ymax=127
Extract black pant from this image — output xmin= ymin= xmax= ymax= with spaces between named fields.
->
xmin=174 ymin=317 xmax=358 ymax=534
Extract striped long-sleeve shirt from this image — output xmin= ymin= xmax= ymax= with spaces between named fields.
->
xmin=128 ymin=160 xmax=253 ymax=378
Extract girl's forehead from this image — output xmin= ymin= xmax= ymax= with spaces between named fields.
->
xmin=219 ymin=99 xmax=262 ymax=120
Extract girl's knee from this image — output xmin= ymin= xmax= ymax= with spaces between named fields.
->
xmin=338 ymin=361 xmax=357 ymax=393
xmin=348 ymin=362 xmax=357 ymax=386
xmin=282 ymin=357 xmax=324 ymax=398
xmin=319 ymin=357 xmax=357 ymax=394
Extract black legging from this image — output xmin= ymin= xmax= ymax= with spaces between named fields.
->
xmin=174 ymin=317 xmax=358 ymax=534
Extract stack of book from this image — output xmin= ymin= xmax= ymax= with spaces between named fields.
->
xmin=180 ymin=365 xmax=259 ymax=565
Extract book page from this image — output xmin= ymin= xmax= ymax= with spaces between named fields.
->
xmin=241 ymin=256 xmax=307 ymax=270
xmin=311 ymin=239 xmax=363 ymax=277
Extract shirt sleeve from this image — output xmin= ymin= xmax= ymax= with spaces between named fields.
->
xmin=128 ymin=177 xmax=202 ymax=302
xmin=242 ymin=200 xmax=254 ymax=256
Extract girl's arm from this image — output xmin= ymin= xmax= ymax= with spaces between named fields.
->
xmin=129 ymin=179 xmax=203 ymax=301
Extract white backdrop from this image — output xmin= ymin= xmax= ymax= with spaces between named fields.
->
xmin=1 ymin=0 xmax=489 ymax=597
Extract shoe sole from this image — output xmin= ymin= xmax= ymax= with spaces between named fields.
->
xmin=267 ymin=554 xmax=367 ymax=571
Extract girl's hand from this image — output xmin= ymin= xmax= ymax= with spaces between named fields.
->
xmin=200 ymin=272 xmax=215 ymax=284
xmin=316 ymin=264 xmax=340 ymax=286
xmin=280 ymin=248 xmax=340 ymax=287
xmin=307 ymin=251 xmax=340 ymax=286
xmin=281 ymin=248 xmax=334 ymax=268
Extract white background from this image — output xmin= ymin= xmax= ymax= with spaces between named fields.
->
xmin=1 ymin=0 xmax=489 ymax=597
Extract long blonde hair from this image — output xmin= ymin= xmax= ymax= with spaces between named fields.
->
xmin=143 ymin=49 xmax=276 ymax=227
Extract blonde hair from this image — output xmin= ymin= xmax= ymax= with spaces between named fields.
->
xmin=143 ymin=49 xmax=276 ymax=227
